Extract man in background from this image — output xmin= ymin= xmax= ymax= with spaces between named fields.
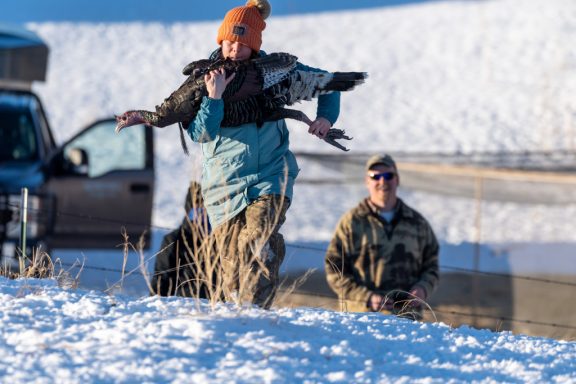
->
xmin=325 ymin=154 xmax=439 ymax=320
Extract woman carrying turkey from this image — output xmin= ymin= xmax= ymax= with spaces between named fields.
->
xmin=188 ymin=0 xmax=341 ymax=309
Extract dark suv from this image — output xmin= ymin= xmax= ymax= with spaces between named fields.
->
xmin=0 ymin=26 xmax=154 ymax=265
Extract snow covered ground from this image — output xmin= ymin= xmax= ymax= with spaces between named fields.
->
xmin=1 ymin=277 xmax=575 ymax=383
xmin=1 ymin=0 xmax=575 ymax=381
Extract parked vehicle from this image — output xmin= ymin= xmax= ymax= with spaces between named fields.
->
xmin=0 ymin=25 xmax=154 ymax=265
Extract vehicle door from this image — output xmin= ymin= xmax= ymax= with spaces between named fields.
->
xmin=45 ymin=119 xmax=154 ymax=249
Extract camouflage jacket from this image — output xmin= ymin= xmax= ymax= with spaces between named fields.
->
xmin=325 ymin=198 xmax=439 ymax=312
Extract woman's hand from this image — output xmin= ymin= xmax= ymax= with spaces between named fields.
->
xmin=204 ymin=68 xmax=236 ymax=99
xmin=308 ymin=117 xmax=331 ymax=139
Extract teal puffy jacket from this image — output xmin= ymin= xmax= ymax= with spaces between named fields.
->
xmin=187 ymin=53 xmax=340 ymax=228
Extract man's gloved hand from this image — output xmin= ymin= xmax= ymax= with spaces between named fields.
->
xmin=367 ymin=293 xmax=394 ymax=312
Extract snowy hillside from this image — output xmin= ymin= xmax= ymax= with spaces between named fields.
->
xmin=1 ymin=277 xmax=574 ymax=383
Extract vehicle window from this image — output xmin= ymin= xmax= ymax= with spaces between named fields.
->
xmin=64 ymin=120 xmax=147 ymax=178
xmin=0 ymin=109 xmax=38 ymax=162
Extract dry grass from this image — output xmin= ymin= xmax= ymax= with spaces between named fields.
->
xmin=133 ymin=179 xmax=303 ymax=310
xmin=194 ymin=193 xmax=290 ymax=308
xmin=0 ymin=245 xmax=81 ymax=289
xmin=274 ymin=268 xmax=317 ymax=307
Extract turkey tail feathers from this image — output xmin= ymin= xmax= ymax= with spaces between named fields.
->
xmin=323 ymin=72 xmax=368 ymax=92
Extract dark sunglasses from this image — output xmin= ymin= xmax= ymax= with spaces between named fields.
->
xmin=368 ymin=171 xmax=396 ymax=181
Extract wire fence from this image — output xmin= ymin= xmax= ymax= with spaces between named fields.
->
xmin=55 ymin=257 xmax=576 ymax=333
xmin=280 ymin=289 xmax=576 ymax=332
xmin=2 ymin=193 xmax=576 ymax=335
xmin=284 ymin=242 xmax=576 ymax=288
xmin=2 ymin=200 xmax=575 ymax=289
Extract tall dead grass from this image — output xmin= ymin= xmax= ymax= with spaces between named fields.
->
xmin=0 ymin=246 xmax=81 ymax=289
xmin=140 ymin=171 xmax=311 ymax=310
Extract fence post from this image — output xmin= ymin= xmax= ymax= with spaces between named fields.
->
xmin=472 ymin=176 xmax=484 ymax=328
xmin=19 ymin=187 xmax=28 ymax=274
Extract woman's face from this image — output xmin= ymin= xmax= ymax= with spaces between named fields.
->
xmin=221 ymin=40 xmax=253 ymax=61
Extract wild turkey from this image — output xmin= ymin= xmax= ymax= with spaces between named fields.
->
xmin=115 ymin=52 xmax=367 ymax=152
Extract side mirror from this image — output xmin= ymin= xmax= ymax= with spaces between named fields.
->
xmin=66 ymin=147 xmax=89 ymax=175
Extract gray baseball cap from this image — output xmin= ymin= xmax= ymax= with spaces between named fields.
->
xmin=365 ymin=154 xmax=397 ymax=171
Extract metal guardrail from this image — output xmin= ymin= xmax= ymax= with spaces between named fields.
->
xmin=295 ymin=151 xmax=576 ymax=204
xmin=293 ymin=149 xmax=576 ymax=172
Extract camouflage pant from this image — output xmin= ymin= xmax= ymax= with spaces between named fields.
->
xmin=213 ymin=194 xmax=290 ymax=309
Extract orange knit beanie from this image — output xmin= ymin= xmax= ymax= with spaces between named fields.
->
xmin=217 ymin=0 xmax=271 ymax=53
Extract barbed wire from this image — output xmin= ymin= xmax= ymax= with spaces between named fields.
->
xmin=48 ymin=260 xmax=576 ymax=332
xmin=284 ymin=243 xmax=576 ymax=288
xmin=431 ymin=309 xmax=576 ymax=331
xmin=439 ymin=266 xmax=576 ymax=287
xmin=285 ymin=289 xmax=576 ymax=331
xmin=58 ymin=261 xmax=147 ymax=276
xmin=47 ymin=247 xmax=576 ymax=332
xmin=1 ymin=201 xmax=174 ymax=232
xmin=3 ymin=201 xmax=576 ymax=289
